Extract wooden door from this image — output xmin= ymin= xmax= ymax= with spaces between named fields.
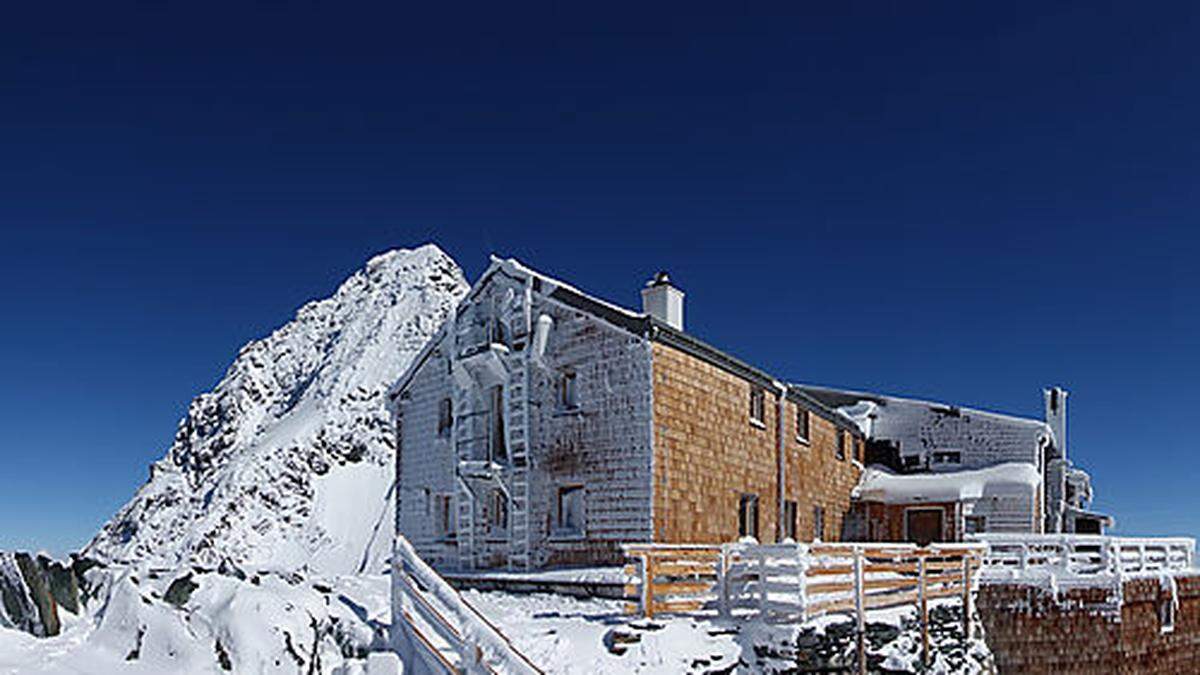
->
xmin=905 ymin=508 xmax=944 ymax=546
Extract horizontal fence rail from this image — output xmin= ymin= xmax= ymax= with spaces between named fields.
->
xmin=972 ymin=534 xmax=1196 ymax=580
xmin=622 ymin=540 xmax=985 ymax=672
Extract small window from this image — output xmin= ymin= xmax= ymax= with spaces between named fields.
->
xmin=488 ymin=314 xmax=508 ymax=346
xmin=434 ymin=494 xmax=454 ymax=536
xmin=783 ymin=500 xmax=798 ymax=541
xmin=738 ymin=494 xmax=760 ymax=540
xmin=836 ymin=432 xmax=846 ymax=461
xmin=932 ymin=450 xmax=962 ymax=465
xmin=749 ymin=388 xmax=766 ymax=426
xmin=555 ymin=485 xmax=586 ymax=536
xmin=437 ymin=398 xmax=453 ymax=437
xmin=813 ymin=505 xmax=826 ymax=542
xmin=796 ymin=408 xmax=810 ymax=442
xmin=965 ymin=515 xmax=986 ymax=535
xmin=1160 ymin=592 xmax=1176 ymax=634
xmin=559 ymin=372 xmax=578 ymax=410
xmin=489 ymin=386 xmax=506 ymax=462
xmin=489 ymin=489 xmax=508 ymax=529
xmin=854 ymin=438 xmax=864 ymax=463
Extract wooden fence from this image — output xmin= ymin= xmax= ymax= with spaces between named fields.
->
xmin=623 ymin=541 xmax=985 ymax=670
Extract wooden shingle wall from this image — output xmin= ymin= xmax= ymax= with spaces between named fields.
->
xmin=650 ymin=342 xmax=862 ymax=544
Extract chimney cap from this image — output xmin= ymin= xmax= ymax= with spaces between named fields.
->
xmin=646 ymin=271 xmax=674 ymax=288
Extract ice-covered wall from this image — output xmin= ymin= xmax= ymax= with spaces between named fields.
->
xmin=527 ymin=298 xmax=655 ymax=566
xmin=394 ymin=332 xmax=458 ymax=567
xmin=392 ymin=261 xmax=656 ymax=569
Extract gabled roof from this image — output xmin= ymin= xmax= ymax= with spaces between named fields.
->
xmin=390 ymin=255 xmax=862 ymax=435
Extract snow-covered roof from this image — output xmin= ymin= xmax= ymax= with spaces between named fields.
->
xmin=797 ymin=384 xmax=1053 ymax=470
xmin=853 ymin=462 xmax=1042 ymax=504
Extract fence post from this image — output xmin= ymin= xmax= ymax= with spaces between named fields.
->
xmin=961 ymin=555 xmax=972 ymax=640
xmin=854 ymin=547 xmax=866 ymax=675
xmin=918 ymin=554 xmax=929 ymax=668
xmin=642 ymin=553 xmax=654 ymax=619
xmin=757 ymin=547 xmax=768 ymax=618
xmin=797 ymin=543 xmax=808 ymax=622
xmin=718 ymin=546 xmax=730 ymax=620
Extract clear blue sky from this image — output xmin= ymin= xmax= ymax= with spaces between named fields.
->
xmin=1 ymin=3 xmax=1196 ymax=556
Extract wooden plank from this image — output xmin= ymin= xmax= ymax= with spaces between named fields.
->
xmin=649 ymin=580 xmax=714 ymax=596
xmin=651 ymin=561 xmax=719 ymax=577
xmin=651 ymin=598 xmax=709 ymax=614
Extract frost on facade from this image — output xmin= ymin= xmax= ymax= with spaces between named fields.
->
xmin=389 ymin=258 xmax=864 ymax=570
xmin=799 ymin=384 xmax=1112 ymax=544
xmin=390 ymin=255 xmax=1110 ymax=571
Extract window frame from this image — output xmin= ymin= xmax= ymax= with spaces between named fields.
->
xmin=437 ymin=397 xmax=453 ymax=437
xmin=749 ymin=388 xmax=766 ymax=427
xmin=813 ymin=505 xmax=826 ymax=542
xmin=738 ymin=493 xmax=760 ymax=540
xmin=554 ymin=484 xmax=586 ymax=538
xmin=559 ymin=371 xmax=579 ymax=411
xmin=795 ymin=407 xmax=810 ymax=444
xmin=836 ymin=431 xmax=847 ymax=461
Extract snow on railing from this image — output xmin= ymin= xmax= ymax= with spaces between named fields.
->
xmin=392 ymin=535 xmax=542 ymax=675
xmin=622 ymin=541 xmax=985 ymax=669
xmin=971 ymin=534 xmax=1196 ymax=584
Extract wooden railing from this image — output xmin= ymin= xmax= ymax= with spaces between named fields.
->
xmin=393 ymin=535 xmax=543 ymax=675
xmin=973 ymin=534 xmax=1195 ymax=580
xmin=621 ymin=544 xmax=723 ymax=619
xmin=622 ymin=541 xmax=984 ymax=671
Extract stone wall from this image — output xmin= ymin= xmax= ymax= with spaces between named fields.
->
xmin=977 ymin=574 xmax=1200 ymax=673
xmin=650 ymin=342 xmax=861 ymax=544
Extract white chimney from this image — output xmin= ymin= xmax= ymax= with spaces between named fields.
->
xmin=641 ymin=271 xmax=684 ymax=331
xmin=1044 ymin=386 xmax=1068 ymax=460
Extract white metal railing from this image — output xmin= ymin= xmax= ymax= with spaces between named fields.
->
xmin=972 ymin=534 xmax=1196 ymax=581
xmin=392 ymin=535 xmax=542 ymax=675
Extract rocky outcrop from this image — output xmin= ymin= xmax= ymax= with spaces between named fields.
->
xmin=85 ymin=245 xmax=469 ymax=575
xmin=0 ymin=551 xmax=89 ymax=637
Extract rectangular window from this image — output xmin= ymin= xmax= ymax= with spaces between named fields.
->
xmin=434 ymin=494 xmax=455 ymax=536
xmin=555 ymin=485 xmax=586 ymax=536
xmin=783 ymin=500 xmax=798 ymax=541
xmin=560 ymin=371 xmax=578 ymax=410
xmin=489 ymin=489 xmax=508 ymax=529
xmin=836 ymin=432 xmax=846 ymax=461
xmin=437 ymin=397 xmax=453 ymax=437
xmin=855 ymin=438 xmax=864 ymax=463
xmin=965 ymin=515 xmax=986 ymax=535
xmin=738 ymin=494 xmax=760 ymax=540
xmin=796 ymin=408 xmax=810 ymax=442
xmin=489 ymin=385 xmax=507 ymax=462
xmin=813 ymin=505 xmax=826 ymax=542
xmin=749 ymin=388 xmax=765 ymax=426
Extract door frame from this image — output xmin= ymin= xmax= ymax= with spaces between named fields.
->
xmin=902 ymin=506 xmax=946 ymax=545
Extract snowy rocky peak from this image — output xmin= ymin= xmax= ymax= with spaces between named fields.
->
xmin=86 ymin=244 xmax=469 ymax=575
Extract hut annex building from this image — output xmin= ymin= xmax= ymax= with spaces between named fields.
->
xmin=389 ymin=257 xmax=1109 ymax=570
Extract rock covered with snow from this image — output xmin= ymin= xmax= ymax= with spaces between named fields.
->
xmin=85 ymin=244 xmax=469 ymax=576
